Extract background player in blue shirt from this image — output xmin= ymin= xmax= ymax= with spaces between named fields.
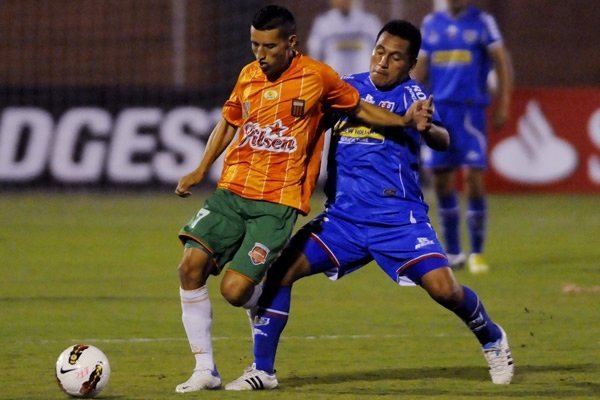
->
xmin=412 ymin=0 xmax=512 ymax=274
xmin=225 ymin=19 xmax=514 ymax=390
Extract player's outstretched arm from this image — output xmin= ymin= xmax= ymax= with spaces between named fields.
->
xmin=353 ymin=99 xmax=423 ymax=128
xmin=175 ymin=118 xmax=237 ymax=197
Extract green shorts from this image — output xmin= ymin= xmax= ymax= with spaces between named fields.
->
xmin=179 ymin=189 xmax=298 ymax=283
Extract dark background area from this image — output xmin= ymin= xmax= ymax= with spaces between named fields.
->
xmin=1 ymin=0 xmax=597 ymax=102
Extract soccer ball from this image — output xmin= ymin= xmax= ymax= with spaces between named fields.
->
xmin=55 ymin=344 xmax=111 ymax=398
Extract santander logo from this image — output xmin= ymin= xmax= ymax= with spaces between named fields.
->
xmin=491 ymin=100 xmax=578 ymax=184
xmin=239 ymin=119 xmax=297 ymax=153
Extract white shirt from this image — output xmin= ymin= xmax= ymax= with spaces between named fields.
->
xmin=307 ymin=8 xmax=382 ymax=76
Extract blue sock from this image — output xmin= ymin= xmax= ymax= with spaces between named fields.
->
xmin=253 ymin=286 xmax=291 ymax=374
xmin=467 ymin=197 xmax=487 ymax=254
xmin=438 ymin=194 xmax=461 ymax=254
xmin=451 ymin=286 xmax=501 ymax=345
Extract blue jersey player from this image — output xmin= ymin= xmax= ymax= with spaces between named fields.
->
xmin=413 ymin=0 xmax=513 ymax=273
xmin=225 ymin=20 xmax=514 ymax=390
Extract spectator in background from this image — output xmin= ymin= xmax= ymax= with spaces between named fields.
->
xmin=412 ymin=0 xmax=513 ymax=274
xmin=308 ymin=0 xmax=382 ymax=183
xmin=307 ymin=0 xmax=381 ymax=76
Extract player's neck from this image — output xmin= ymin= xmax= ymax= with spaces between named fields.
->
xmin=448 ymin=6 xmax=468 ymax=18
xmin=266 ymin=50 xmax=297 ymax=82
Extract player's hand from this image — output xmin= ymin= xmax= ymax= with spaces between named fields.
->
xmin=415 ymin=95 xmax=434 ymax=133
xmin=175 ymin=172 xmax=201 ymax=197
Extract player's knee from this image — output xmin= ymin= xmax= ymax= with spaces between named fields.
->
xmin=177 ymin=248 xmax=210 ymax=287
xmin=178 ymin=262 xmax=205 ymax=288
xmin=220 ymin=272 xmax=254 ymax=307
xmin=429 ymin=281 xmax=462 ymax=308
xmin=421 ymin=269 xmax=463 ymax=307
xmin=277 ymin=251 xmax=312 ymax=285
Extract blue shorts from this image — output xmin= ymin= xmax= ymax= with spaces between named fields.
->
xmin=290 ymin=213 xmax=449 ymax=286
xmin=424 ymin=103 xmax=488 ymax=169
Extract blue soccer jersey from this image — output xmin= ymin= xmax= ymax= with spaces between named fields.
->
xmin=420 ymin=5 xmax=503 ymax=106
xmin=324 ymin=72 xmax=441 ymax=226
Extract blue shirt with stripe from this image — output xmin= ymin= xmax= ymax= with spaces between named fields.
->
xmin=420 ymin=5 xmax=503 ymax=106
xmin=324 ymin=72 xmax=441 ymax=226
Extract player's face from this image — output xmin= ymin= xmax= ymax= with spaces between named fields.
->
xmin=369 ymin=32 xmax=415 ymax=89
xmin=250 ymin=27 xmax=296 ymax=80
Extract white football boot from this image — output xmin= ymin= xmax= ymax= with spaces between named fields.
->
xmin=482 ymin=325 xmax=514 ymax=384
xmin=175 ymin=368 xmax=221 ymax=392
xmin=225 ymin=366 xmax=278 ymax=390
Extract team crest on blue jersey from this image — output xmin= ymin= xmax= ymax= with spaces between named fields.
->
xmin=446 ymin=24 xmax=458 ymax=38
xmin=378 ymin=101 xmax=395 ymax=111
xmin=427 ymin=30 xmax=440 ymax=44
xmin=463 ymin=30 xmax=478 ymax=44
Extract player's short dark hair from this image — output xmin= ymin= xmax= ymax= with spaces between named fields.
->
xmin=376 ymin=20 xmax=422 ymax=61
xmin=252 ymin=5 xmax=296 ymax=38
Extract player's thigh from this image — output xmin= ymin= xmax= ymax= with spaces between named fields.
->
xmin=424 ymin=103 xmax=462 ymax=168
xmin=461 ymin=106 xmax=487 ymax=168
xmin=370 ymin=222 xmax=448 ymax=285
xmin=446 ymin=105 xmax=487 ymax=167
xmin=297 ymin=213 xmax=372 ymax=280
xmin=229 ymin=202 xmax=298 ymax=283
xmin=426 ymin=104 xmax=488 ymax=168
xmin=179 ymin=189 xmax=246 ymax=272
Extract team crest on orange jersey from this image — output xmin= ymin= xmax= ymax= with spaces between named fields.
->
xmin=263 ymin=89 xmax=279 ymax=100
xmin=248 ymin=242 xmax=270 ymax=265
xmin=291 ymin=98 xmax=305 ymax=117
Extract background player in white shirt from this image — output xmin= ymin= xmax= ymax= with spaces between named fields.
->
xmin=307 ymin=0 xmax=382 ymax=76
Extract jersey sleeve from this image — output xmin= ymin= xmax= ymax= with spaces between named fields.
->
xmin=419 ymin=14 xmax=434 ymax=56
xmin=321 ymin=65 xmax=360 ymax=112
xmin=480 ymin=12 xmax=504 ymax=48
xmin=402 ymin=83 xmax=443 ymax=125
xmin=222 ymin=74 xmax=243 ymax=127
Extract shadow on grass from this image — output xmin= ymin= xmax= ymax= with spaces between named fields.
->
xmin=281 ymin=364 xmax=599 ymax=397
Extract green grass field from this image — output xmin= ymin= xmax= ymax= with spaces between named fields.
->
xmin=1 ymin=191 xmax=598 ymax=399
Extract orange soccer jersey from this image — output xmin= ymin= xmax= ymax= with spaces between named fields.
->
xmin=220 ymin=53 xmax=359 ymax=214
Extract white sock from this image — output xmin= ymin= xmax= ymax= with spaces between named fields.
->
xmin=180 ymin=286 xmax=214 ymax=371
xmin=242 ymin=284 xmax=263 ymax=309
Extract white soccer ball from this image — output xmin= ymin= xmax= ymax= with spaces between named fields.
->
xmin=55 ymin=344 xmax=111 ymax=398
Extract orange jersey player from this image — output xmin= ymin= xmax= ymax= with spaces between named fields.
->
xmin=171 ymin=5 xmax=433 ymax=393
xmin=219 ymin=52 xmax=359 ymax=214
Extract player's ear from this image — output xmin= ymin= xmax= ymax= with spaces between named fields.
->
xmin=409 ymin=57 xmax=418 ymax=71
xmin=288 ymin=34 xmax=297 ymax=49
